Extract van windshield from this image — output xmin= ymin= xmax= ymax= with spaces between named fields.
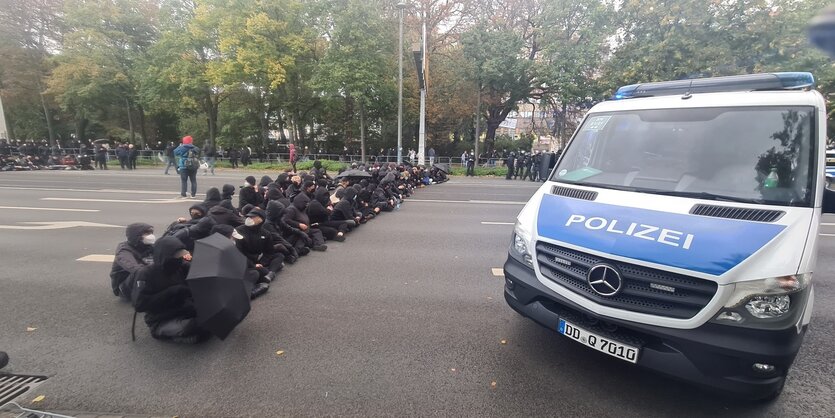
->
xmin=552 ymin=106 xmax=816 ymax=207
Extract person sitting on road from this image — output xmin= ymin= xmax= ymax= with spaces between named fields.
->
xmin=221 ymin=184 xmax=236 ymax=201
xmin=307 ymin=184 xmax=347 ymax=242
xmin=203 ymin=187 xmax=222 ymax=209
xmin=239 ymin=176 xmax=262 ymax=211
xmin=283 ymin=193 xmax=327 ymax=252
xmin=132 ymin=236 xmax=211 ymax=344
xmin=234 ymin=208 xmax=281 ymax=299
xmin=110 ymin=223 xmax=155 ymax=302
xmin=208 ymin=199 xmax=244 ymax=227
xmin=285 ymin=175 xmax=303 ymax=202
xmin=264 ymin=200 xmax=304 ymax=261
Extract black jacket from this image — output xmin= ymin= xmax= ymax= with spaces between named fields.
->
xmin=283 ymin=192 xmax=311 ymax=228
xmin=132 ymin=237 xmax=195 ymax=325
xmin=332 ymin=188 xmax=357 ymax=221
xmin=239 ymin=185 xmax=262 ymax=210
xmin=172 ymin=216 xmax=216 ymax=252
xmin=221 ymin=184 xmax=236 ymax=200
xmin=208 ymin=204 xmax=244 ymax=227
xmin=110 ymin=222 xmax=154 ymax=299
xmin=264 ymin=200 xmax=306 ymax=247
xmin=234 ymin=223 xmax=276 ymax=267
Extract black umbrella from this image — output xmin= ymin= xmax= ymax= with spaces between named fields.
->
xmin=186 ymin=233 xmax=251 ymax=340
xmin=336 ymin=169 xmax=372 ymax=179
xmin=433 ymin=163 xmax=450 ymax=174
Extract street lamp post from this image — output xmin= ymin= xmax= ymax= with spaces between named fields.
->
xmin=397 ymin=1 xmax=408 ymax=165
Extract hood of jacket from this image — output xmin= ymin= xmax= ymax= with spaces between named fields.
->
xmin=259 ymin=175 xmax=273 ymax=188
xmin=342 ymin=187 xmax=357 ymax=202
xmin=153 ymin=236 xmax=186 ymax=265
xmin=222 ymin=184 xmax=236 ymax=199
xmin=266 ymin=200 xmax=286 ymax=223
xmin=293 ymin=192 xmax=310 ymax=211
xmin=126 ymin=222 xmax=153 ymax=248
xmin=189 ymin=203 xmax=208 ymax=218
xmin=204 ymin=187 xmax=221 ymax=202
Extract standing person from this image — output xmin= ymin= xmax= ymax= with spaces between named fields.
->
xmin=96 ymin=144 xmax=108 ymax=170
xmin=174 ymin=136 xmax=199 ymax=199
xmin=202 ymin=141 xmax=216 ymax=175
xmin=229 ymin=148 xmax=239 ymax=169
xmin=164 ymin=142 xmax=175 ymax=174
xmin=515 ymin=151 xmax=525 ymax=179
xmin=289 ymin=143 xmax=297 ymax=173
xmin=466 ymin=150 xmax=475 ymax=176
xmin=408 ymin=149 xmax=416 ymax=165
xmin=128 ymin=144 xmax=139 ymax=170
xmin=428 ymin=147 xmax=436 ymax=166
xmin=241 ymin=146 xmax=250 ymax=167
xmin=505 ymin=152 xmax=515 ymax=180
xmin=117 ymin=143 xmax=128 ymax=169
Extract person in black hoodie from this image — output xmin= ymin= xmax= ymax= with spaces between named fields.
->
xmin=235 ymin=208 xmax=280 ymax=299
xmin=239 ymin=176 xmax=262 ymax=210
xmin=283 ymin=192 xmax=327 ymax=251
xmin=285 ymin=175 xmax=303 ymax=202
xmin=307 ymin=187 xmax=347 ymax=242
xmin=203 ymin=187 xmax=222 ymax=209
xmin=132 ymin=236 xmax=210 ymax=344
xmin=221 ymin=184 xmax=236 ymax=201
xmin=264 ymin=200 xmax=304 ymax=260
xmin=111 ymin=223 xmax=155 ymax=301
xmin=331 ymin=187 xmax=361 ymax=230
xmin=209 ymin=199 xmax=244 ymax=227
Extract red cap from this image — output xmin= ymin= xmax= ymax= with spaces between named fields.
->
xmin=182 ymin=136 xmax=193 ymax=145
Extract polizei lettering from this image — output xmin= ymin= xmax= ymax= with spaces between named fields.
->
xmin=564 ymin=215 xmax=694 ymax=250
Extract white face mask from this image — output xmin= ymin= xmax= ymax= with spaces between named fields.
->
xmin=243 ymin=182 xmax=250 ymax=187
xmin=142 ymin=234 xmax=156 ymax=245
xmin=244 ymin=218 xmax=256 ymax=227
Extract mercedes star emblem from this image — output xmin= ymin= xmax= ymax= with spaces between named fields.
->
xmin=587 ymin=264 xmax=623 ymax=297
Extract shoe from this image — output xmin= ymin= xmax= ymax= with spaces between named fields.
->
xmin=298 ymin=247 xmax=310 ymax=256
xmin=178 ymin=195 xmax=188 ymax=200
xmin=189 ymin=195 xmax=196 ymax=199
xmin=312 ymin=244 xmax=327 ymax=251
xmin=264 ymin=271 xmax=276 ymax=283
xmin=286 ymin=255 xmax=298 ymax=264
xmin=333 ymin=234 xmax=346 ymax=242
xmin=250 ymin=282 xmax=269 ymax=299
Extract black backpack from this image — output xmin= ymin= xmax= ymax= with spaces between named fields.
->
xmin=183 ymin=148 xmax=200 ymax=170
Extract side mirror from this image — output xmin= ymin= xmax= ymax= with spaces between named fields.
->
xmin=823 ymin=187 xmax=835 ymax=214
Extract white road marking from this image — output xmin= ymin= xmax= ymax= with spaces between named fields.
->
xmin=0 ymin=206 xmax=99 ymax=212
xmin=77 ymin=254 xmax=115 ymax=262
xmin=0 ymin=221 xmax=122 ymax=230
xmin=42 ymin=197 xmax=189 ymax=204
xmin=481 ymin=221 xmax=514 ymax=225
xmin=820 ymin=223 xmax=835 ymax=226
xmin=409 ymin=199 xmax=526 ymax=205
xmin=819 ymin=233 xmax=835 ymax=237
xmin=0 ymin=185 xmax=203 ymax=196
xmin=491 ymin=268 xmax=505 ymax=277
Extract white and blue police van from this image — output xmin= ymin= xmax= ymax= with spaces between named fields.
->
xmin=503 ymin=72 xmax=834 ymax=400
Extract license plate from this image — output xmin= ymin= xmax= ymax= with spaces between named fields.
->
xmin=558 ymin=319 xmax=639 ymax=364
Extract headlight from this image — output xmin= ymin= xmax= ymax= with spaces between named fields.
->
xmin=712 ymin=273 xmax=811 ymax=327
xmin=510 ymin=221 xmax=533 ymax=267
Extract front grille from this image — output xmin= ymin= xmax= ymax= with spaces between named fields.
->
xmin=0 ymin=373 xmax=48 ymax=405
xmin=551 ymin=185 xmax=598 ymax=201
xmin=690 ymin=204 xmax=784 ymax=223
xmin=535 ymin=242 xmax=718 ymax=319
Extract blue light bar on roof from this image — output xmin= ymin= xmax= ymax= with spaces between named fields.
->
xmin=612 ymin=72 xmax=815 ymax=100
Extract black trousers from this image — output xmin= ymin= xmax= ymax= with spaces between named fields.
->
xmin=505 ymin=164 xmax=514 ymax=179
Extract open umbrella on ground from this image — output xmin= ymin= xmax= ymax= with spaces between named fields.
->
xmin=335 ymin=169 xmax=372 ymax=179
xmin=433 ymin=163 xmax=450 ymax=174
xmin=186 ymin=233 xmax=251 ymax=340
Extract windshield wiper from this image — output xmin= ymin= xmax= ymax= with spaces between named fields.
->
xmin=647 ymin=190 xmax=761 ymax=204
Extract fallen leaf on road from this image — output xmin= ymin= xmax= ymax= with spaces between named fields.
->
xmin=486 ymin=297 xmax=493 ymax=300
xmin=490 ymin=381 xmax=497 ymax=389
xmin=26 ymin=327 xmax=37 ymax=332
xmin=500 ymin=339 xmax=507 ymax=345
xmin=31 ymin=395 xmax=45 ymax=403
xmin=450 ymin=368 xmax=457 ymax=372
xmin=276 ymin=350 xmax=285 ymax=356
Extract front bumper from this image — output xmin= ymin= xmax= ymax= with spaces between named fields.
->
xmin=503 ymin=255 xmax=807 ymax=400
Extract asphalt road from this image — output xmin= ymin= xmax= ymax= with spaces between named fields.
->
xmin=0 ymin=169 xmax=833 ymax=417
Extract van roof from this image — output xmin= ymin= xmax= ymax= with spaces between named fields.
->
xmin=590 ymin=90 xmax=825 ymax=113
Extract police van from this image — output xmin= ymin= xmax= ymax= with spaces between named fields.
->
xmin=503 ymin=72 xmax=834 ymax=400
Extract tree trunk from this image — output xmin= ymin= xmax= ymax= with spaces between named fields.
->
xmin=37 ymin=80 xmax=56 ymax=146
xmin=125 ymin=97 xmax=135 ymax=144
xmin=75 ymin=117 xmax=88 ymax=143
xmin=137 ymin=104 xmax=148 ymax=148
xmin=208 ymin=97 xmax=219 ymax=147
xmin=359 ymin=101 xmax=366 ymax=163
xmin=259 ymin=93 xmax=270 ymax=150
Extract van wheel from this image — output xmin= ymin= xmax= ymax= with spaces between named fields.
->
xmin=756 ymin=377 xmax=785 ymax=403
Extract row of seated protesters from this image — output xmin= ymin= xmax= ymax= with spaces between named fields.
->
xmin=109 ymin=162 xmax=439 ymax=343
